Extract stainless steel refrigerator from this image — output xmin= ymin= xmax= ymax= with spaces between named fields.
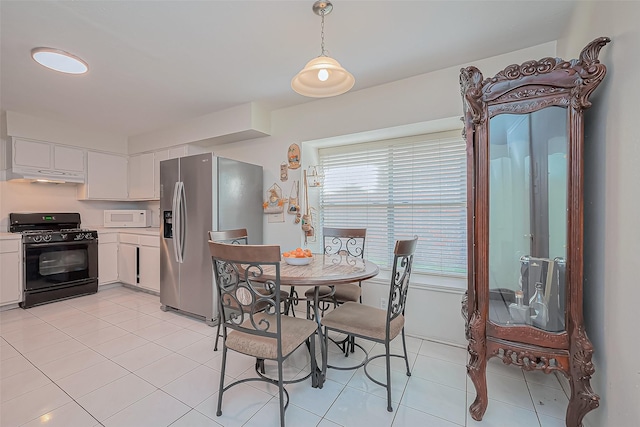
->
xmin=159 ymin=153 xmax=263 ymax=324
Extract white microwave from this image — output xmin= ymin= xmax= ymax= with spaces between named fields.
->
xmin=103 ymin=210 xmax=152 ymax=228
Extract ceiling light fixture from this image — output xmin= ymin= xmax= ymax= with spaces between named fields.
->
xmin=291 ymin=1 xmax=354 ymax=98
xmin=31 ymin=47 xmax=88 ymax=74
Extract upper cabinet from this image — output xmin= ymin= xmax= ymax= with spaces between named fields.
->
xmin=7 ymin=138 xmax=85 ymax=183
xmin=131 ymin=144 xmax=208 ymax=200
xmin=77 ymin=151 xmax=128 ymax=200
xmin=128 ymin=152 xmax=155 ymax=200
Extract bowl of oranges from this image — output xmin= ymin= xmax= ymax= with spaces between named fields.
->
xmin=282 ymin=248 xmax=313 ymax=265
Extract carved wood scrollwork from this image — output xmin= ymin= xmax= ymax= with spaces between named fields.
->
xmin=568 ymin=326 xmax=600 ymax=425
xmin=461 ymin=291 xmax=469 ymax=340
xmin=460 ymin=66 xmax=484 ymax=125
xmin=573 ymin=37 xmax=610 ymax=109
xmin=492 ymin=347 xmax=565 ymax=374
xmin=489 ymin=96 xmax=570 ymax=117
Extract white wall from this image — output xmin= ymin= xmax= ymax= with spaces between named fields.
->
xmin=558 ymin=3 xmax=640 ymax=426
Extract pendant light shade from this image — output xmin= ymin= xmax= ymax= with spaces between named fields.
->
xmin=291 ymin=56 xmax=354 ymax=98
xmin=291 ymin=1 xmax=355 ymax=98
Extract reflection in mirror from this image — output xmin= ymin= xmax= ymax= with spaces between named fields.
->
xmin=488 ymin=107 xmax=567 ymax=332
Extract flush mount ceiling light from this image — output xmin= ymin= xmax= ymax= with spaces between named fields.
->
xmin=31 ymin=47 xmax=88 ymax=74
xmin=291 ymin=1 xmax=355 ymax=98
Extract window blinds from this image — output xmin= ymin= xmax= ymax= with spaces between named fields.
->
xmin=318 ymin=131 xmax=467 ymax=276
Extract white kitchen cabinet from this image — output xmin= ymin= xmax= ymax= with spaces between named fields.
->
xmin=153 ymin=150 xmax=168 ymax=199
xmin=13 ymin=138 xmax=50 ymax=169
xmin=53 ymin=145 xmax=85 ymax=172
xmin=98 ymin=233 xmax=119 ymax=285
xmin=138 ymin=245 xmax=160 ymax=293
xmin=0 ymin=239 xmax=22 ymax=306
xmin=8 ymin=138 xmax=85 ymax=182
xmin=78 ymin=151 xmax=128 ymax=200
xmin=118 ymin=232 xmax=160 ymax=293
xmin=128 ymin=152 xmax=155 ymax=200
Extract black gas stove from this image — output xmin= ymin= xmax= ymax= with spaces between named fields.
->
xmin=9 ymin=213 xmax=99 ymax=308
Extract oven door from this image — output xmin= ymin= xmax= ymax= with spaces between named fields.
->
xmin=24 ymin=240 xmax=98 ymax=291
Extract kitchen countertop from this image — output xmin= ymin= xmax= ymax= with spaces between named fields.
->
xmin=0 ymin=233 xmax=22 ymax=240
xmin=93 ymin=227 xmax=160 ymax=236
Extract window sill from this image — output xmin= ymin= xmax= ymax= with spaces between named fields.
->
xmin=366 ymin=270 xmax=467 ymax=294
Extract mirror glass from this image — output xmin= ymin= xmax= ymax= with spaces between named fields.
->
xmin=488 ymin=106 xmax=567 ymax=332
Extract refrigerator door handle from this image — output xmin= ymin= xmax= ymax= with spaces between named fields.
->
xmin=172 ymin=181 xmax=181 ymax=263
xmin=178 ymin=181 xmax=187 ymax=262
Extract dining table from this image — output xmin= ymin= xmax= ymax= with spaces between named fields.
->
xmin=257 ymin=253 xmax=379 ymax=388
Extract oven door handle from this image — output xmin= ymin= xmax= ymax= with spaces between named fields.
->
xmin=24 ymin=240 xmax=96 ymax=249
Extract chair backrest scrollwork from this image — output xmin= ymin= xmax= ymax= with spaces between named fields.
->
xmin=387 ymin=237 xmax=418 ymax=327
xmin=323 ymin=227 xmax=366 ymax=258
xmin=209 ymin=242 xmax=282 ymax=339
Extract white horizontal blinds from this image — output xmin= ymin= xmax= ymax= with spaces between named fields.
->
xmin=319 ymin=131 xmax=467 ymax=276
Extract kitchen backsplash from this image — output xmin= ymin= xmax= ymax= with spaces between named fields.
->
xmin=0 ymin=181 xmax=156 ymax=231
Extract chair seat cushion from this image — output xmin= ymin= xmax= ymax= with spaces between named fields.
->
xmin=304 ymin=283 xmax=361 ymax=303
xmin=225 ymin=313 xmax=317 ymax=359
xmin=321 ymin=302 xmax=404 ymax=341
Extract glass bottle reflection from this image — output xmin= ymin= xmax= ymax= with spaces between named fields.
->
xmin=529 ymin=282 xmax=549 ymax=329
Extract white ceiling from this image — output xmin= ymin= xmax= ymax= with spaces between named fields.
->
xmin=0 ymin=1 xmax=578 ymax=138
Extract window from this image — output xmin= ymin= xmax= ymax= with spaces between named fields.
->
xmin=318 ymin=131 xmax=467 ymax=277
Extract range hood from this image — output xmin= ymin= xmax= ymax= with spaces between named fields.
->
xmin=6 ymin=168 xmax=84 ymax=184
xmin=4 ymin=137 xmax=86 ymax=184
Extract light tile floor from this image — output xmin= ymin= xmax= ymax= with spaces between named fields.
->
xmin=0 ymin=286 xmax=570 ymax=426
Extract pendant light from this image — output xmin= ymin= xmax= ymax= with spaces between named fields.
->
xmin=291 ymin=1 xmax=355 ymax=98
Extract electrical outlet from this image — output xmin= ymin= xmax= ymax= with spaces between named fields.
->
xmin=380 ymin=297 xmax=388 ymax=310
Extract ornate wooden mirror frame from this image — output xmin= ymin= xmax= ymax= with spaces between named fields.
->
xmin=459 ymin=37 xmax=610 ymax=426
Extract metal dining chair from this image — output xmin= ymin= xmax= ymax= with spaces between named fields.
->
xmin=321 ymin=237 xmax=418 ymax=412
xmin=208 ymin=229 xmax=290 ymax=351
xmin=304 ymin=227 xmax=366 ymax=354
xmin=209 ymin=241 xmax=317 ymax=427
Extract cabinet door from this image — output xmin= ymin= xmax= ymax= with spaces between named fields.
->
xmin=84 ymin=151 xmax=128 ymax=199
xmin=138 ymin=245 xmax=160 ymax=293
xmin=128 ymin=153 xmax=155 ymax=199
xmin=13 ymin=139 xmax=51 ymax=169
xmin=53 ymin=145 xmax=85 ymax=172
xmin=154 ymin=150 xmax=169 ymax=199
xmin=0 ymin=248 xmax=22 ymax=306
xmin=118 ymin=243 xmax=137 ymax=286
xmin=98 ymin=242 xmax=119 ymax=285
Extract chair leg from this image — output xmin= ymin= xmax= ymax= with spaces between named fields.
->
xmin=385 ymin=341 xmax=393 ymax=412
xmin=277 ymin=354 xmax=286 ymax=427
xmin=401 ymin=328 xmax=412 ymax=377
xmin=213 ymin=321 xmax=221 ymax=351
xmin=216 ymin=345 xmax=228 ymax=416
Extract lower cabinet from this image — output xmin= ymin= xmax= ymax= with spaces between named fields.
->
xmin=118 ymin=233 xmax=160 ymax=293
xmin=98 ymin=233 xmax=119 ymax=285
xmin=0 ymin=239 xmax=22 ymax=306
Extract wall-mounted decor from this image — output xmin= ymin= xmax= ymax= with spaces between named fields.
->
xmin=288 ymin=180 xmax=301 ymax=224
xmin=263 ymin=183 xmax=284 ymax=214
xmin=288 ymin=143 xmax=301 ymax=169
xmin=307 ymin=165 xmax=324 ymax=187
xmin=280 ymin=162 xmax=289 ymax=181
